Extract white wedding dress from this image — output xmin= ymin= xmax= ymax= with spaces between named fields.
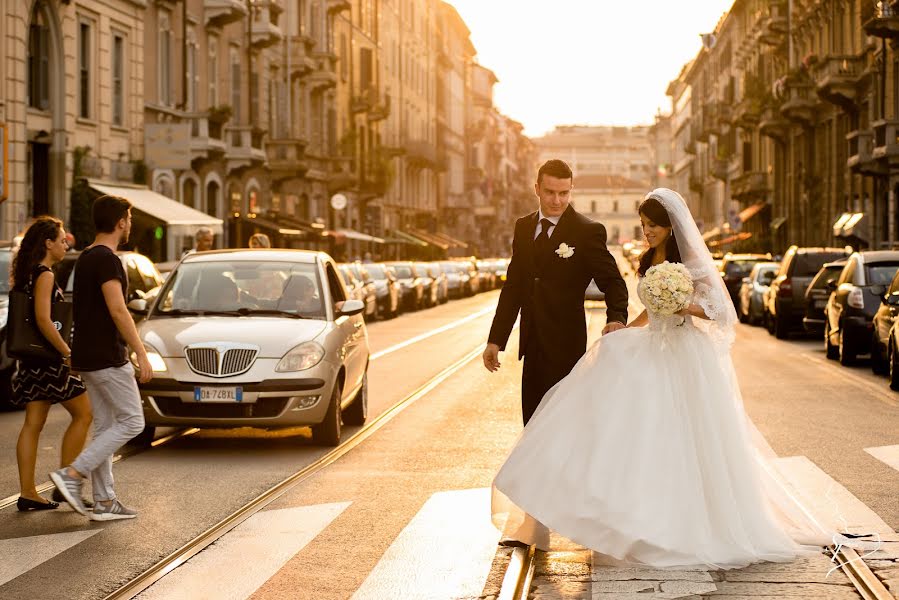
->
xmin=492 ymin=189 xmax=835 ymax=571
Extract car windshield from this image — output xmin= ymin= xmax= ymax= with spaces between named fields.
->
xmin=440 ymin=262 xmax=459 ymax=273
xmin=155 ymin=261 xmax=325 ymax=319
xmin=0 ymin=251 xmax=10 ymax=294
xmin=809 ymin=265 xmax=844 ymax=290
xmin=366 ymin=264 xmax=387 ymax=279
xmin=865 ymin=262 xmax=899 ymax=286
xmin=725 ymin=260 xmax=763 ymax=276
xmin=792 ymin=252 xmax=847 ymax=277
xmin=392 ymin=265 xmax=413 ymax=278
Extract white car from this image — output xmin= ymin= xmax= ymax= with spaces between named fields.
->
xmin=129 ymin=249 xmax=369 ymax=446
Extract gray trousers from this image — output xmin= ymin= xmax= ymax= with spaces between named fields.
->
xmin=72 ymin=364 xmax=144 ymax=502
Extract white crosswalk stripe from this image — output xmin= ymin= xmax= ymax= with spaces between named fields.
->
xmin=865 ymin=444 xmax=899 ymax=473
xmin=0 ymin=530 xmax=101 ymax=587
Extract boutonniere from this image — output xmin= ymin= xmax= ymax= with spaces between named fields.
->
xmin=555 ymin=243 xmax=575 ymax=259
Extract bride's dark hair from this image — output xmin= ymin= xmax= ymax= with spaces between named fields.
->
xmin=637 ymin=196 xmax=681 ymax=276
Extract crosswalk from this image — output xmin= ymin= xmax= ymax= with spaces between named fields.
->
xmin=0 ymin=451 xmax=897 ymax=599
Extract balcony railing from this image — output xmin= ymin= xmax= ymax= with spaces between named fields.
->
xmin=813 ymin=55 xmax=866 ymax=108
xmin=872 ymin=119 xmax=899 ymax=164
xmin=204 ymin=0 xmax=247 ymax=28
xmin=759 ymin=105 xmax=788 ymax=142
xmin=351 ymin=85 xmax=378 ymax=114
xmin=287 ymin=36 xmax=316 ymax=78
xmin=733 ymin=96 xmax=762 ymax=129
xmin=225 ymin=126 xmax=266 ymax=172
xmin=711 ymin=157 xmax=730 ymax=182
xmin=267 ymin=138 xmax=309 ymax=180
xmin=847 ymin=129 xmax=884 ymax=175
xmin=368 ymin=92 xmax=391 ymax=122
xmin=308 ymin=52 xmax=338 ymax=91
xmin=190 ymin=114 xmax=227 ymax=159
xmin=760 ymin=1 xmax=788 ymax=45
xmin=863 ymin=2 xmax=899 ymax=38
xmin=780 ymin=80 xmax=816 ymax=125
xmin=404 ymin=139 xmax=439 ymax=169
xmin=731 ymin=171 xmax=769 ymax=201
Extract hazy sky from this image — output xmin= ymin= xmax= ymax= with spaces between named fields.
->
xmin=448 ymin=0 xmax=736 ymax=137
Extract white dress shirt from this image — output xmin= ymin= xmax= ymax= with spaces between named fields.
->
xmin=533 ymin=210 xmax=561 ymax=240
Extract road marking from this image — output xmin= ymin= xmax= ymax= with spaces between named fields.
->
xmin=864 ymin=445 xmax=899 ymax=473
xmin=351 ymin=488 xmax=501 ymax=600
xmin=135 ymin=502 xmax=350 ymax=600
xmin=0 ymin=530 xmax=102 ymax=587
xmin=370 ymin=305 xmax=496 ymax=361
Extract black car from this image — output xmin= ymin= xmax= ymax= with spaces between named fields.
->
xmin=871 ymin=268 xmax=899 ymax=375
xmin=719 ymin=253 xmax=772 ymax=306
xmin=386 ymin=262 xmax=425 ymax=311
xmin=803 ymin=259 xmax=847 ymax=335
xmin=362 ymin=262 xmax=400 ymax=318
xmin=764 ymin=246 xmax=850 ymax=339
xmin=824 ymin=251 xmax=899 ymax=365
xmin=338 ymin=264 xmax=377 ymax=320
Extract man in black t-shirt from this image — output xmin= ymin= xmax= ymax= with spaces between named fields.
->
xmin=50 ymin=195 xmax=153 ymax=521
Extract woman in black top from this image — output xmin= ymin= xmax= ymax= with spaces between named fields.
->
xmin=10 ymin=217 xmax=92 ymax=511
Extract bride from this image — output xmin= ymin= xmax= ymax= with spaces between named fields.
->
xmin=492 ymin=188 xmax=834 ymax=570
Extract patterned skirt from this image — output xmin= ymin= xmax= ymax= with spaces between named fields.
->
xmin=11 ymin=361 xmax=87 ymax=406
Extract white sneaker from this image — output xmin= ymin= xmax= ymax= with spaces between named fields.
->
xmin=90 ymin=499 xmax=137 ymax=521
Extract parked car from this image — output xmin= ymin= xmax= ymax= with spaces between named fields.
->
xmin=476 ymin=260 xmax=497 ymax=290
xmin=413 ymin=262 xmax=440 ymax=308
xmin=493 ymin=259 xmax=510 ymax=286
xmin=424 ymin=262 xmax=449 ymax=304
xmin=362 ymin=262 xmax=399 ymax=319
xmin=455 ymin=259 xmax=481 ymax=295
xmin=803 ymin=259 xmax=847 ymax=335
xmin=440 ymin=262 xmax=471 ymax=299
xmin=130 ymin=249 xmax=369 ymax=447
xmin=764 ymin=246 xmax=850 ymax=339
xmin=719 ymin=253 xmax=772 ymax=306
xmin=737 ymin=262 xmax=778 ymax=325
xmin=871 ymin=269 xmax=899 ymax=376
xmin=386 ymin=262 xmax=425 ymax=311
xmin=824 ymin=251 xmax=899 ymax=365
xmin=0 ymin=246 xmax=13 ymax=406
xmin=338 ymin=264 xmax=377 ymax=320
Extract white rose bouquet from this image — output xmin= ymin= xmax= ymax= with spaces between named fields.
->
xmin=642 ymin=261 xmax=694 ymax=316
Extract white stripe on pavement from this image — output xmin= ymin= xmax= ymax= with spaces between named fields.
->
xmin=0 ymin=530 xmax=102 ymax=587
xmin=351 ymin=488 xmax=501 ymax=600
xmin=135 ymin=502 xmax=351 ymax=600
xmin=864 ymin=445 xmax=899 ymax=473
xmin=370 ymin=306 xmax=496 ymax=361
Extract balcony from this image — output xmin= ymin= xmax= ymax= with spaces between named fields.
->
xmin=683 ymin=139 xmax=697 ymax=155
xmin=872 ymin=119 xmax=899 ymax=166
xmin=688 ymin=173 xmax=704 ymax=192
xmin=404 ymin=139 xmax=439 ymax=169
xmin=863 ymin=3 xmax=899 ymax=38
xmin=717 ymin=104 xmax=734 ymax=129
xmin=733 ymin=97 xmax=762 ymax=129
xmin=779 ymin=80 xmax=816 ymax=125
xmin=814 ymin=55 xmax=866 ymax=108
xmin=711 ymin=158 xmax=730 ymax=182
xmin=190 ymin=115 xmax=227 ymax=160
xmin=759 ymin=106 xmax=789 ymax=142
xmin=697 ymin=103 xmax=720 ymax=142
xmin=287 ymin=36 xmax=316 ymax=78
xmin=846 ymin=129 xmax=882 ymax=175
xmin=731 ymin=171 xmax=769 ymax=201
xmin=351 ymin=85 xmax=377 ymax=114
xmin=368 ymin=92 xmax=391 ymax=122
xmin=251 ymin=20 xmax=283 ymax=48
xmin=204 ymin=0 xmax=247 ymax=28
xmin=267 ymin=138 xmax=309 ymax=181
xmin=760 ymin=1 xmax=788 ymax=45
xmin=225 ymin=126 xmax=266 ymax=172
xmin=307 ymin=52 xmax=338 ymax=91
xmin=327 ymin=0 xmax=351 ymax=14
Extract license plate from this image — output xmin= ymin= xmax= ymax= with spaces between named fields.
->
xmin=814 ymin=299 xmax=827 ymax=308
xmin=194 ymin=386 xmax=243 ymax=403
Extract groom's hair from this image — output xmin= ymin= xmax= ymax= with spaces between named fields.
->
xmin=537 ymin=159 xmax=573 ymax=184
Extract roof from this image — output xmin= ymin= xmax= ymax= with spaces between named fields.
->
xmin=855 ymin=250 xmax=899 ymax=263
xmin=574 ymin=174 xmax=648 ymax=190
xmin=181 ymin=249 xmax=323 ymax=264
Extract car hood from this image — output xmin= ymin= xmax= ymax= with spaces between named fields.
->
xmin=139 ymin=317 xmax=329 ymax=358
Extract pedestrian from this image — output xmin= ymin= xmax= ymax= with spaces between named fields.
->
xmin=249 ymin=233 xmax=271 ymax=248
xmin=49 ymin=195 xmax=153 ymax=521
xmin=10 ymin=216 xmax=92 ymax=511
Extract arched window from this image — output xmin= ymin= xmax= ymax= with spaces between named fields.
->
xmin=183 ymin=177 xmax=197 ymax=208
xmin=28 ymin=2 xmax=50 ymax=110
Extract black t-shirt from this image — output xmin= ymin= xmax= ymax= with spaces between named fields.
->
xmin=72 ymin=245 xmax=128 ymax=371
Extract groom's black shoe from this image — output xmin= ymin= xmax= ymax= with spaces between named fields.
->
xmin=498 ymin=538 xmax=530 ymax=548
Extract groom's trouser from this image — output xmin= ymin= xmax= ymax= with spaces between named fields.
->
xmin=521 ymin=338 xmax=575 ymax=425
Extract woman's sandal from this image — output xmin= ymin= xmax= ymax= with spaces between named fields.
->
xmin=16 ymin=496 xmax=59 ymax=511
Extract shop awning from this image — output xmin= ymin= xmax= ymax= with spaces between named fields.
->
xmin=770 ymin=216 xmax=787 ymax=231
xmin=336 ymin=228 xmax=385 ymax=244
xmin=405 ymin=228 xmax=450 ymax=250
xmin=833 ymin=212 xmax=868 ymax=239
xmin=738 ymin=202 xmax=767 ymax=224
xmin=702 ymin=227 xmax=722 ymax=242
xmin=88 ymin=180 xmax=223 ymax=236
xmin=430 ymin=231 xmax=469 ymax=249
xmin=241 ymin=215 xmax=306 ymax=237
xmin=708 ymin=232 xmax=753 ymax=248
xmin=262 ymin=212 xmax=325 ymax=237
xmin=387 ymin=230 xmax=429 ymax=247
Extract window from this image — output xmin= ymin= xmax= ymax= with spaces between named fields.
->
xmin=112 ymin=34 xmax=124 ymax=126
xmin=78 ymin=21 xmax=91 ymax=118
xmin=613 ymin=200 xmax=619 ymax=213
xmin=591 ymin=200 xmax=597 ymax=213
xmin=158 ymin=12 xmax=172 ymax=105
xmin=360 ymin=47 xmax=373 ymax=89
xmin=208 ymin=36 xmax=218 ymax=106
xmin=230 ymin=47 xmax=241 ymax=122
xmin=340 ymin=34 xmax=348 ymax=82
xmin=28 ymin=3 xmax=50 ymax=110
xmin=187 ymin=28 xmax=199 ymax=112
xmin=326 ymin=264 xmax=347 ymax=303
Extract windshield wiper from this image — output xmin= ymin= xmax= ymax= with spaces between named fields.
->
xmin=234 ymin=308 xmax=306 ymax=319
xmin=157 ymin=308 xmax=203 ymax=317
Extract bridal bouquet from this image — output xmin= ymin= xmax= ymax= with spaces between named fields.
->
xmin=643 ymin=262 xmax=694 ymax=316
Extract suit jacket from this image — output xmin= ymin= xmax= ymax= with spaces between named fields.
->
xmin=487 ymin=205 xmax=629 ymax=366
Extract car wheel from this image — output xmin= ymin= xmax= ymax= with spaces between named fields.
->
xmin=890 ymin=342 xmax=899 ymax=391
xmin=825 ymin=322 xmax=839 ymax=360
xmin=774 ymin=314 xmax=790 ymax=339
xmin=839 ymin=327 xmax=856 ymax=366
xmin=739 ymin=306 xmax=748 ymax=324
xmin=128 ymin=426 xmax=156 ymax=447
xmin=765 ymin=311 xmax=775 ymax=335
xmin=342 ymin=371 xmax=368 ymax=426
xmin=312 ymin=382 xmax=342 ymax=446
xmin=872 ymin=332 xmax=889 ymax=375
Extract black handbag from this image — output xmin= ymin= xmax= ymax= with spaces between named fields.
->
xmin=6 ymin=285 xmax=73 ymax=362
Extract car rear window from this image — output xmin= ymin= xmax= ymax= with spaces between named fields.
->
xmin=725 ymin=260 xmax=762 ymax=276
xmin=808 ymin=265 xmax=845 ymax=291
xmin=865 ymin=262 xmax=899 ymax=286
xmin=366 ymin=264 xmax=387 ymax=279
xmin=791 ymin=252 xmax=848 ymax=277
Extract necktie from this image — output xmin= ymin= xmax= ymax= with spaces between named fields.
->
xmin=535 ymin=218 xmax=552 ymax=253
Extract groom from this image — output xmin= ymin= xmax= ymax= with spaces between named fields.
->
xmin=483 ymin=159 xmax=629 ymax=424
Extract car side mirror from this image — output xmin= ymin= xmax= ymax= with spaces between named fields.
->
xmin=336 ymin=299 xmax=365 ymax=316
xmin=127 ymin=298 xmax=148 ymax=314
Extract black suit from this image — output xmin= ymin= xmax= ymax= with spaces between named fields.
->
xmin=488 ymin=205 xmax=629 ymax=424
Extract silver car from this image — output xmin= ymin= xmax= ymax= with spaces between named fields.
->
xmin=738 ymin=262 xmax=778 ymax=325
xmin=129 ymin=249 xmax=369 ymax=446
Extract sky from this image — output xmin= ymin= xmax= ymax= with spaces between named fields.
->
xmin=448 ymin=0 xmax=736 ymax=137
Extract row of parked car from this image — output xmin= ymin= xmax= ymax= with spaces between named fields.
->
xmin=725 ymin=245 xmax=899 ymax=391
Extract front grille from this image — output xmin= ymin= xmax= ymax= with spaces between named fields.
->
xmin=153 ymin=396 xmax=289 ymax=418
xmin=184 ymin=345 xmax=258 ymax=377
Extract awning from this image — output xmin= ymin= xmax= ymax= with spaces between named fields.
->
xmin=708 ymin=232 xmax=752 ymax=248
xmin=263 ymin=212 xmax=325 ymax=237
xmin=738 ymin=202 xmax=767 ymax=224
xmin=336 ymin=228 xmax=385 ymax=244
xmin=388 ymin=230 xmax=429 ymax=247
xmin=406 ymin=228 xmax=450 ymax=250
xmin=702 ymin=227 xmax=722 ymax=242
xmin=833 ymin=212 xmax=868 ymax=239
xmin=430 ymin=231 xmax=469 ymax=249
xmin=241 ymin=215 xmax=306 ymax=237
xmin=88 ymin=180 xmax=223 ymax=237
xmin=770 ymin=216 xmax=787 ymax=231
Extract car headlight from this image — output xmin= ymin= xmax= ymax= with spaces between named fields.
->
xmin=276 ymin=341 xmax=325 ymax=372
xmin=131 ymin=342 xmax=167 ymax=372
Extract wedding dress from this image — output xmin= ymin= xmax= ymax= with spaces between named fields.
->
xmin=492 ymin=188 xmax=835 ymax=570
